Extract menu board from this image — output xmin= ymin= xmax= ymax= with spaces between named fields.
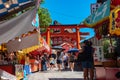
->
xmin=15 ymin=64 xmax=23 ymax=80
xmin=93 ymin=46 xmax=104 ymax=62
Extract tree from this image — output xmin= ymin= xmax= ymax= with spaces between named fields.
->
xmin=38 ymin=7 xmax=52 ymax=28
xmin=103 ymin=39 xmax=109 ymax=54
xmin=40 ymin=0 xmax=45 ymax=4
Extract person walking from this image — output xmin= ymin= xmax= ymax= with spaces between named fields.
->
xmin=24 ymin=54 xmax=31 ymax=75
xmin=63 ymin=53 xmax=69 ymax=69
xmin=69 ymin=52 xmax=75 ymax=72
xmin=49 ymin=55 xmax=55 ymax=70
xmin=50 ymin=50 xmax=57 ymax=68
xmin=56 ymin=50 xmax=64 ymax=71
xmin=41 ymin=55 xmax=47 ymax=71
xmin=80 ymin=40 xmax=95 ymax=80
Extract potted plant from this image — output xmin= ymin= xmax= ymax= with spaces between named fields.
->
xmin=102 ymin=39 xmax=117 ymax=67
xmin=103 ymin=52 xmax=117 ymax=67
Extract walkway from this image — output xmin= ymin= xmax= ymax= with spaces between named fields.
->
xmin=27 ymin=68 xmax=84 ymax=80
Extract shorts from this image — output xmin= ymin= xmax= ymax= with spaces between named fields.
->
xmin=50 ymin=63 xmax=54 ymax=65
xmin=69 ymin=61 xmax=74 ymax=63
xmin=50 ymin=60 xmax=55 ymax=65
xmin=81 ymin=61 xmax=94 ymax=69
xmin=57 ymin=59 xmax=62 ymax=64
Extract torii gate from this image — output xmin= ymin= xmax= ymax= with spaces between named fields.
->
xmin=41 ymin=24 xmax=89 ymax=49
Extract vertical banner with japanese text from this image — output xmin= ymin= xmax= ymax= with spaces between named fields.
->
xmin=109 ymin=6 xmax=120 ymax=35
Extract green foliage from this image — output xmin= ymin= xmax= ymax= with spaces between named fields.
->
xmin=104 ymin=53 xmax=116 ymax=60
xmin=40 ymin=0 xmax=45 ymax=4
xmin=38 ymin=7 xmax=52 ymax=28
xmin=40 ymin=28 xmax=46 ymax=33
xmin=103 ymin=39 xmax=109 ymax=54
xmin=103 ymin=38 xmax=117 ymax=59
xmin=38 ymin=0 xmax=52 ymax=32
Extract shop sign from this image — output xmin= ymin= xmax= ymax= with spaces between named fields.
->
xmin=51 ymin=37 xmax=74 ymax=45
xmin=91 ymin=3 xmax=101 ymax=14
xmin=84 ymin=0 xmax=110 ymax=26
xmin=51 ymin=37 xmax=63 ymax=45
xmin=95 ymin=21 xmax=109 ymax=40
xmin=109 ymin=6 xmax=120 ymax=35
xmin=15 ymin=64 xmax=23 ymax=80
xmin=101 ymin=22 xmax=109 ymax=35
xmin=93 ymin=46 xmax=104 ymax=62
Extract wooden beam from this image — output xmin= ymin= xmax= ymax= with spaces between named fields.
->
xmin=41 ymin=32 xmax=89 ymax=36
xmin=41 ymin=33 xmax=87 ymax=40
xmin=41 ymin=24 xmax=88 ymax=29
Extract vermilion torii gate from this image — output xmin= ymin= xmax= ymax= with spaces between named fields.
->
xmin=41 ymin=24 xmax=89 ymax=49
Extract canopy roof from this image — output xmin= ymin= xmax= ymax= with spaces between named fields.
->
xmin=0 ymin=8 xmax=36 ymax=44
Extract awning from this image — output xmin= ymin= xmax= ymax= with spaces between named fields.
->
xmin=0 ymin=8 xmax=36 ymax=44
xmin=6 ymin=32 xmax=40 ymax=53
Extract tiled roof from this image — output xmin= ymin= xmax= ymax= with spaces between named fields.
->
xmin=0 ymin=0 xmax=34 ymax=17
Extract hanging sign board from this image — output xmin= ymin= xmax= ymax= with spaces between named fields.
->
xmin=109 ymin=6 xmax=120 ymax=35
xmin=84 ymin=0 xmax=110 ymax=27
xmin=93 ymin=46 xmax=104 ymax=62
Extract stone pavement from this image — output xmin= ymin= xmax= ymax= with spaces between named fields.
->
xmin=27 ymin=68 xmax=84 ymax=80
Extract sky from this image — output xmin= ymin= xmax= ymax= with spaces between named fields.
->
xmin=41 ymin=0 xmax=96 ymax=40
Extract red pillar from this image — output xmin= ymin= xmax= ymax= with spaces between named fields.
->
xmin=46 ymin=28 xmax=50 ymax=46
xmin=76 ymin=27 xmax=81 ymax=49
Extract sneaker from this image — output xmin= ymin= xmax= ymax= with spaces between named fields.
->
xmin=72 ymin=70 xmax=74 ymax=72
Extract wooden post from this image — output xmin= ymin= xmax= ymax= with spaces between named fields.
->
xmin=46 ymin=28 xmax=50 ymax=46
xmin=76 ymin=27 xmax=81 ymax=49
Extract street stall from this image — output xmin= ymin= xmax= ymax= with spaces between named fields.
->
xmin=28 ymin=37 xmax=50 ymax=72
xmin=0 ymin=8 xmax=43 ymax=80
xmin=22 ymin=45 xmax=42 ymax=73
xmin=0 ymin=32 xmax=50 ymax=80
xmin=3 ymin=31 xmax=40 ymax=79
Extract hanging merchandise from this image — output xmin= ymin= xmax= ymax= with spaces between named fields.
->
xmin=109 ymin=6 xmax=120 ymax=35
xmin=95 ymin=29 xmax=102 ymax=40
xmin=102 ymin=22 xmax=109 ymax=36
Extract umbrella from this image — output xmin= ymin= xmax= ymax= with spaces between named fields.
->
xmin=67 ymin=48 xmax=79 ymax=53
xmin=52 ymin=46 xmax=63 ymax=50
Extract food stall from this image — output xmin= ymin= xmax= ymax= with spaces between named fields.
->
xmin=0 ymin=3 xmax=47 ymax=79
xmin=0 ymin=31 xmax=43 ymax=79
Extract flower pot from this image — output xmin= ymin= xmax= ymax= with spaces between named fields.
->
xmin=117 ymin=58 xmax=120 ymax=67
xmin=102 ymin=59 xmax=117 ymax=67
